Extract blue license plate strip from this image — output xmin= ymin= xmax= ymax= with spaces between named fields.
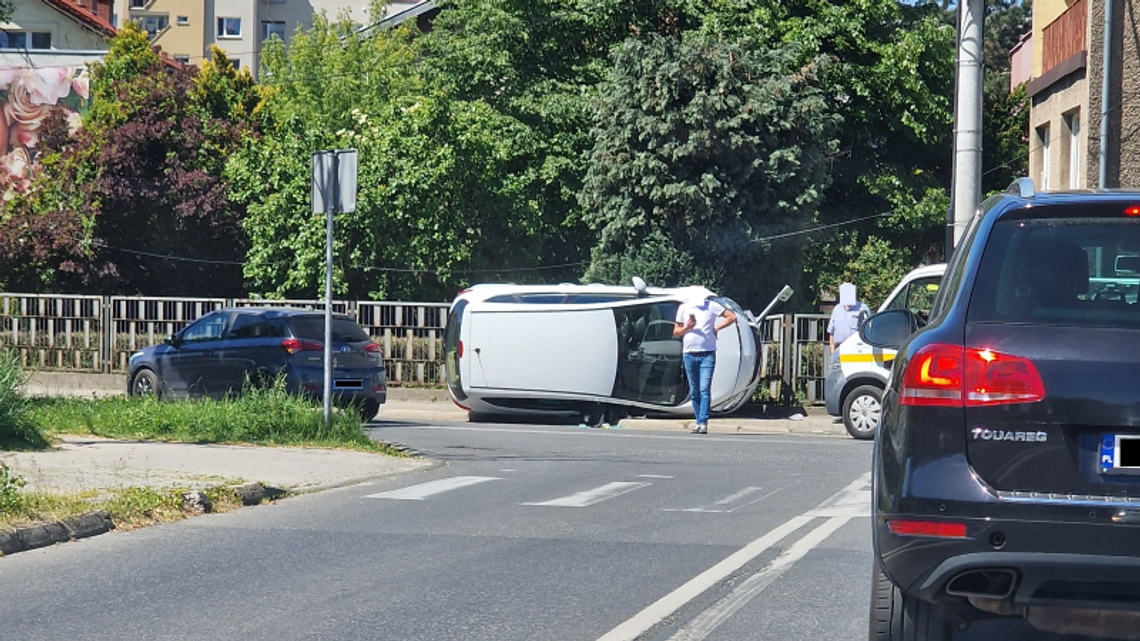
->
xmin=1101 ymin=435 xmax=1140 ymax=473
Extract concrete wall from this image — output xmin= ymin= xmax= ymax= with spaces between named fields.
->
xmin=1085 ymin=0 xmax=1140 ymax=188
xmin=1030 ymin=72 xmax=1089 ymax=189
xmin=3 ymin=1 xmax=109 ymax=52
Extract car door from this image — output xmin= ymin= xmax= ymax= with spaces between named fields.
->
xmin=159 ymin=312 xmax=232 ymax=398
xmin=219 ymin=312 xmax=287 ymax=392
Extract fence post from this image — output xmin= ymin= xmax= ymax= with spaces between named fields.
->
xmin=101 ymin=296 xmax=112 ymax=374
xmin=781 ymin=313 xmax=795 ymax=405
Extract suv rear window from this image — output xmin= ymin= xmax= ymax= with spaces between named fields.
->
xmin=968 ymin=217 xmax=1140 ymax=328
xmin=288 ymin=316 xmax=371 ymax=342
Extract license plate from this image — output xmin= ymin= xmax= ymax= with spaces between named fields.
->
xmin=333 ymin=379 xmax=363 ymax=390
xmin=1100 ymin=435 xmax=1140 ymax=472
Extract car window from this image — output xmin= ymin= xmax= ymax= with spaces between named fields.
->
xmin=905 ymin=277 xmax=940 ymax=318
xmin=228 ymin=314 xmax=285 ymax=339
xmin=288 ymin=316 xmax=371 ymax=342
xmin=180 ymin=314 xmax=229 ymax=343
xmin=885 ymin=285 xmax=910 ymax=312
xmin=969 ymin=217 xmax=1140 ymax=328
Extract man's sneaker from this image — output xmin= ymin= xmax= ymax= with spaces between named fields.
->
xmin=692 ymin=424 xmax=708 ymax=434
xmin=691 ymin=425 xmax=703 ymax=434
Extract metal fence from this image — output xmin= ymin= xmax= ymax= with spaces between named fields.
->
xmin=0 ymin=293 xmax=450 ymax=387
xmin=0 ymin=293 xmax=831 ymax=400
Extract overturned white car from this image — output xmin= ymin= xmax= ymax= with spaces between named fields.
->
xmin=443 ymin=280 xmax=766 ymax=424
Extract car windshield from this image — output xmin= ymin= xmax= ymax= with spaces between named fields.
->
xmin=969 ymin=217 xmax=1140 ymax=328
xmin=288 ymin=316 xmax=371 ymax=342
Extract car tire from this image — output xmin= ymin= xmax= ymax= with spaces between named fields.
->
xmin=130 ymin=369 xmax=161 ymax=399
xmin=843 ymin=384 xmax=883 ymax=440
xmin=870 ymin=563 xmax=953 ymax=641
xmin=357 ymin=399 xmax=381 ymax=422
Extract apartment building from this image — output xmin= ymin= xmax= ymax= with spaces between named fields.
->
xmin=113 ymin=0 xmax=435 ymax=74
xmin=1 ymin=0 xmax=114 ymax=68
xmin=1027 ymin=0 xmax=1140 ymax=189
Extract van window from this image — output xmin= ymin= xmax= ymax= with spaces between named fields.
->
xmin=886 ymin=277 xmax=941 ymax=319
xmin=612 ymin=302 xmax=686 ymax=405
xmin=968 ymin=218 xmax=1140 ymax=328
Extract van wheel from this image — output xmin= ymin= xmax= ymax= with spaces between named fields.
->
xmin=871 ymin=563 xmax=953 ymax=641
xmin=843 ymin=385 xmax=882 ymax=440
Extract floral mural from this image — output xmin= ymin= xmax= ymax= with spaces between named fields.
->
xmin=0 ymin=67 xmax=90 ymax=202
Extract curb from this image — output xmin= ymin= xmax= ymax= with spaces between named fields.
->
xmin=0 ymin=509 xmax=114 ymax=556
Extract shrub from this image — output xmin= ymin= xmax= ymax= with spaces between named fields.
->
xmin=0 ymin=349 xmax=43 ymax=447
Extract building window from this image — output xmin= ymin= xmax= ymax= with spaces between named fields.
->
xmin=129 ymin=0 xmax=147 ymax=8
xmin=177 ymin=16 xmax=190 ymax=26
xmin=261 ymin=21 xmax=286 ymax=42
xmin=137 ymin=15 xmax=169 ymax=37
xmin=1036 ymin=125 xmax=1051 ymax=190
xmin=228 ymin=58 xmax=242 ymax=70
xmin=30 ymin=32 xmax=51 ymax=49
xmin=217 ymin=18 xmax=242 ymax=38
xmin=0 ymin=32 xmax=28 ymax=49
xmin=173 ymin=54 xmax=190 ymax=64
xmin=1065 ymin=111 xmax=1080 ymax=189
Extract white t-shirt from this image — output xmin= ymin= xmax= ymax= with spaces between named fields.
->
xmin=675 ymin=299 xmax=726 ymax=353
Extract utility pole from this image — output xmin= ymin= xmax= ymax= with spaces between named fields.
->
xmin=949 ymin=0 xmax=985 ymax=253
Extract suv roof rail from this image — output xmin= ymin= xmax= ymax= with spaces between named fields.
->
xmin=1006 ymin=177 xmax=1035 ymax=198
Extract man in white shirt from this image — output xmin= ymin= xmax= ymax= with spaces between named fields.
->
xmin=673 ymin=294 xmax=737 ymax=434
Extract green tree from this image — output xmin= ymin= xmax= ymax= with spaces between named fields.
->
xmin=581 ymin=34 xmax=838 ymax=311
xmin=230 ymin=7 xmax=547 ymax=300
xmin=1 ymin=23 xmax=262 ymax=295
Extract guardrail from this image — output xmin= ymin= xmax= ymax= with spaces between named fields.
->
xmin=0 ymin=293 xmax=831 ymax=400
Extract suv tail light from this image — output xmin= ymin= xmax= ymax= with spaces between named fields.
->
xmin=282 ymin=338 xmax=323 ymax=354
xmin=900 ymin=344 xmax=1045 ymax=407
xmin=364 ymin=342 xmax=382 ymax=354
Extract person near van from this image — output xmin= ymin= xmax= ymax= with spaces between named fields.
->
xmin=673 ymin=295 xmax=737 ymax=434
xmin=828 ymin=282 xmax=871 ymax=352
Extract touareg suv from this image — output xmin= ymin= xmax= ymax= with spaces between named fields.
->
xmin=860 ymin=179 xmax=1140 ymax=640
xmin=127 ymin=308 xmax=387 ymax=419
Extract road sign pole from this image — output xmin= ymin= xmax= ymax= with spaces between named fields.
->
xmin=324 ymin=153 xmax=339 ymax=429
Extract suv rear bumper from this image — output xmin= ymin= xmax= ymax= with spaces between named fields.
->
xmin=878 ymin=511 xmax=1140 ymax=609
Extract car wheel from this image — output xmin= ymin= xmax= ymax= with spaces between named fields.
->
xmin=357 ymin=399 xmax=381 ymax=422
xmin=843 ymin=385 xmax=883 ymax=440
xmin=871 ymin=563 xmax=953 ymax=641
xmin=130 ymin=369 xmax=161 ymax=399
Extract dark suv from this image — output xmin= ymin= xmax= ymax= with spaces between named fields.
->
xmin=126 ymin=308 xmax=387 ymax=419
xmin=862 ymin=179 xmax=1140 ymax=640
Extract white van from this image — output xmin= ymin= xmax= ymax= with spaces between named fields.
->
xmin=443 ymin=282 xmax=764 ymax=424
xmin=825 ymin=263 xmax=946 ymax=439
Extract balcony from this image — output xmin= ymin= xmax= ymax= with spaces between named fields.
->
xmin=1042 ymin=0 xmax=1087 ymax=75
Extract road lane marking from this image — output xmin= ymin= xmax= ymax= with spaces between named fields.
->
xmin=664 ymin=487 xmax=781 ymax=514
xmin=594 ymin=472 xmax=870 ymax=641
xmin=364 ymin=476 xmax=501 ymax=500
xmin=666 ymin=517 xmax=851 ymax=641
xmin=639 ymin=474 xmax=674 ymax=479
xmin=522 ymin=482 xmax=651 ymax=508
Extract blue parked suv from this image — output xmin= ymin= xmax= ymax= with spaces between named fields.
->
xmin=126 ymin=308 xmax=387 ymax=420
xmin=861 ymin=179 xmax=1140 ymax=639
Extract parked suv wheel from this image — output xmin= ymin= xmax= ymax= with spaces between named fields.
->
xmin=870 ymin=564 xmax=952 ymax=641
xmin=130 ymin=369 xmax=160 ymax=399
xmin=843 ymin=385 xmax=882 ymax=440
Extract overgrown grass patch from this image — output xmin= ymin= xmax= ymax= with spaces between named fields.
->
xmin=26 ymin=383 xmax=399 ymax=454
xmin=0 ymin=470 xmax=248 ymax=533
xmin=0 ymin=350 xmax=49 ymax=450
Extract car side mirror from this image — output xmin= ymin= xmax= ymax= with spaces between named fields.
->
xmin=858 ymin=310 xmax=918 ymax=350
xmin=858 ymin=308 xmax=870 ymax=327
xmin=163 ymin=334 xmax=179 ymax=347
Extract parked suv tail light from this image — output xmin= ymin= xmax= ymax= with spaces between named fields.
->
xmin=364 ymin=342 xmax=382 ymax=354
xmin=282 ymin=338 xmax=323 ymax=354
xmin=900 ymin=344 xmax=1045 ymax=407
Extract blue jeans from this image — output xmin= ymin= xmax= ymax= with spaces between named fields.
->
xmin=683 ymin=351 xmax=716 ymax=425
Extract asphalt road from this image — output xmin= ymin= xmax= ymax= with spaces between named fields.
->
xmin=0 ymin=418 xmax=1088 ymax=640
